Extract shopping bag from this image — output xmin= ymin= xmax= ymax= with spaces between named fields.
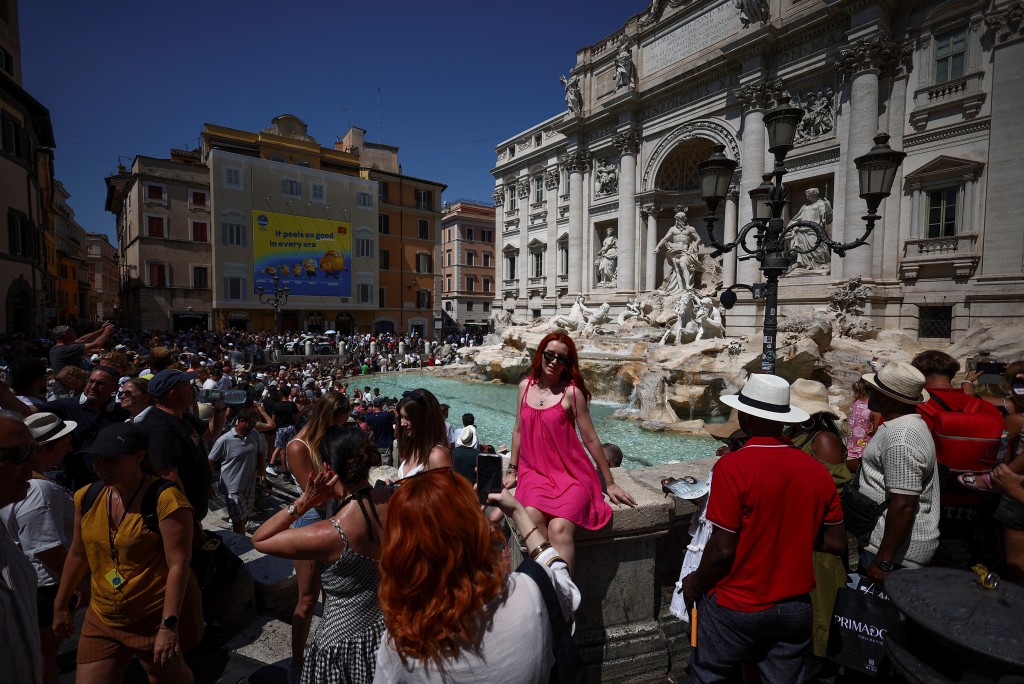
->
xmin=826 ymin=585 xmax=903 ymax=676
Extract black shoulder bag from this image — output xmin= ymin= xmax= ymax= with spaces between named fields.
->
xmin=839 ymin=464 xmax=889 ymax=540
xmin=516 ymin=557 xmax=587 ymax=684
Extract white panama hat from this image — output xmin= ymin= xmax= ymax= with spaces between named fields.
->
xmin=24 ymin=413 xmax=77 ymax=444
xmin=719 ymin=373 xmax=810 ymax=424
xmin=862 ymin=362 xmax=929 ymax=405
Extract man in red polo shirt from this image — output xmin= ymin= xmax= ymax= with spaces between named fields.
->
xmin=683 ymin=373 xmax=846 ymax=682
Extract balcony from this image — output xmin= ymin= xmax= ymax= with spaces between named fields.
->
xmin=909 ymin=71 xmax=986 ymax=131
xmin=900 ymin=232 xmax=980 ymax=281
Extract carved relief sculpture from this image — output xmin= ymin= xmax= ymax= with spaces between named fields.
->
xmin=593 ymin=158 xmax=619 ymax=196
xmin=654 ymin=208 xmax=704 ymax=292
xmin=516 ymin=178 xmax=530 ymax=199
xmin=544 ymin=168 xmax=559 ymax=190
xmin=785 ymin=188 xmax=833 ymax=274
xmin=794 ymin=88 xmax=837 ymax=142
xmin=696 ymin=297 xmax=726 ymax=339
xmin=561 ymin=73 xmax=582 ymax=114
xmin=594 ymin=226 xmax=618 ymax=286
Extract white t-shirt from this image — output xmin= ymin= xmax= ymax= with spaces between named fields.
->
xmin=859 ymin=413 xmax=940 ymax=567
xmin=374 ymin=547 xmax=579 ymax=683
xmin=0 ymin=478 xmax=74 ymax=586
xmin=202 ymin=378 xmax=219 ymax=391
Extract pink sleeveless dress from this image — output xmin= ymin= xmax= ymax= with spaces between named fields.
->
xmin=514 ymin=379 xmax=612 ymax=530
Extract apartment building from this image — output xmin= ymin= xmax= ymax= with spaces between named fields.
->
xmin=85 ymin=232 xmax=118 ymax=321
xmin=441 ymin=200 xmax=496 ymax=335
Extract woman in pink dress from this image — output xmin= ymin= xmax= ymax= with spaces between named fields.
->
xmin=846 ymin=379 xmax=880 ymax=471
xmin=503 ymin=332 xmax=636 ymax=573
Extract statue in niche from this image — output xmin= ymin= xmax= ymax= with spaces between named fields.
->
xmin=785 ymin=188 xmax=833 ymax=274
xmin=551 ymin=294 xmax=594 ymax=331
xmin=594 ymin=226 xmax=618 ymax=286
xmin=561 ymin=73 xmax=582 ymax=115
xmin=654 ymin=209 xmax=704 ymax=292
xmin=795 ymin=89 xmax=836 ymax=141
xmin=696 ymin=296 xmax=726 ymax=339
xmin=736 ymin=0 xmax=770 ymax=27
xmin=594 ymin=158 xmax=619 ymax=196
xmin=615 ymin=41 xmax=636 ymax=90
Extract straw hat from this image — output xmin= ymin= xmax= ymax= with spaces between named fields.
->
xmin=789 ymin=379 xmax=843 ymax=420
xmin=704 ymin=419 xmax=745 ymax=441
xmin=458 ymin=425 xmax=477 ymax=447
xmin=24 ymin=413 xmax=77 ymax=444
xmin=862 ymin=362 xmax=929 ymax=405
xmin=719 ymin=373 xmax=810 ymax=424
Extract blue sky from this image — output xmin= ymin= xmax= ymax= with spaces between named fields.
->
xmin=19 ymin=1 xmax=648 ymax=241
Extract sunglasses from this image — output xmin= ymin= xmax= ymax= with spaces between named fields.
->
xmin=542 ymin=350 xmax=570 ymax=366
xmin=119 ymin=391 xmax=144 ymax=398
xmin=0 ymin=443 xmax=37 ymax=464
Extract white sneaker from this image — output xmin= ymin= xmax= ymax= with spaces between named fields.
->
xmin=265 ymin=465 xmax=280 ymax=476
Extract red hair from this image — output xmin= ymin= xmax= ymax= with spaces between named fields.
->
xmin=529 ymin=332 xmax=591 ymax=401
xmin=378 ymin=470 xmax=507 ymax=668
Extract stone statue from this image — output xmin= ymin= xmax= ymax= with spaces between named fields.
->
xmin=654 ymin=209 xmax=704 ymax=292
xmin=736 ymin=0 xmax=770 ymax=27
xmin=784 ymin=188 xmax=833 ymax=274
xmin=696 ymin=297 xmax=726 ymax=339
xmin=551 ymin=294 xmax=593 ymax=331
xmin=594 ymin=158 xmax=619 ymax=196
xmin=594 ymin=226 xmax=618 ymax=286
xmin=659 ymin=291 xmax=701 ymax=345
xmin=615 ymin=42 xmax=636 ymax=90
xmin=561 ymin=73 xmax=582 ymax=115
xmin=616 ymin=297 xmax=649 ymax=326
xmin=581 ymin=302 xmax=612 ymax=336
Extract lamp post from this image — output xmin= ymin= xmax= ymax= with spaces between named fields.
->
xmin=697 ymin=95 xmax=906 ymax=374
xmin=257 ymin=275 xmax=290 ymax=335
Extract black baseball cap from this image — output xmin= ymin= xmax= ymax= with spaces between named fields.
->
xmin=80 ymin=424 xmax=149 ymax=458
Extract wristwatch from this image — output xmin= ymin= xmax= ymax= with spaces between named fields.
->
xmin=161 ymin=615 xmax=179 ymax=630
xmin=287 ymin=503 xmax=301 ymax=517
xmin=874 ymin=558 xmax=895 ymax=572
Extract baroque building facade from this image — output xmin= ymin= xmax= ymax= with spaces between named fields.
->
xmin=492 ymin=0 xmax=1024 ymax=342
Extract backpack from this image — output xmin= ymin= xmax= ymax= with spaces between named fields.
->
xmin=79 ymin=478 xmax=238 ymax=588
xmin=917 ymin=395 xmax=1004 ymax=473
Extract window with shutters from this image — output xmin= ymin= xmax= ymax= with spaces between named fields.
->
xmin=416 ymin=289 xmax=431 ymax=308
xmin=224 ymin=275 xmax=248 ymax=301
xmin=379 ymin=215 xmax=390 ymax=234
xmin=147 ymin=262 xmax=169 ymax=287
xmin=418 ymin=219 xmax=429 ymax=240
xmin=190 ymin=220 xmax=209 ymax=242
xmin=416 ymin=252 xmax=432 ymax=273
xmin=146 ymin=215 xmax=166 ymax=238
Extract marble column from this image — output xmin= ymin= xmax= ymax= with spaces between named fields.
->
xmin=517 ymin=176 xmax=530 ymax=302
xmin=880 ymin=44 xmax=911 ymax=281
xmin=615 ymin=129 xmax=639 ymax=294
xmin=545 ymin=167 xmax=559 ymax=305
xmin=642 ymin=203 xmax=658 ymax=292
xmin=734 ymin=82 xmax=771 ymax=286
xmin=566 ymin=152 xmax=590 ymax=296
xmin=723 ymin=185 xmax=739 ymax=286
xmin=838 ymin=36 xmax=891 ymax=279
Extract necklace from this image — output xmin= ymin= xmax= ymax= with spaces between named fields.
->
xmin=106 ymin=475 xmax=147 ymax=594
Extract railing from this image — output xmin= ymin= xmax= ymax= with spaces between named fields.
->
xmin=902 ymin=232 xmax=978 ymax=258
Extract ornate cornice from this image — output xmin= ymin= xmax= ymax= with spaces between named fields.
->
xmin=614 ymin=128 xmax=640 ymax=156
xmin=590 ymin=201 xmax=619 ymax=216
xmin=732 ymin=79 xmax=786 ymax=111
xmin=640 ymin=202 xmax=658 ymax=217
xmin=903 ymin=118 xmax=991 ymax=148
xmin=784 ymin=146 xmax=841 ymax=173
xmin=492 ymin=186 xmax=504 ymax=206
xmin=985 ymin=1 xmax=1024 ymax=44
xmin=837 ymin=35 xmax=896 ymax=80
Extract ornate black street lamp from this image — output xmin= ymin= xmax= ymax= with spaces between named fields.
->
xmin=697 ymin=96 xmax=906 ymax=374
xmin=257 ymin=275 xmax=290 ymax=335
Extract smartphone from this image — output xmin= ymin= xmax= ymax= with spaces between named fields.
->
xmin=976 ymin=361 xmax=1008 ymax=375
xmin=476 ymin=454 xmax=504 ymax=505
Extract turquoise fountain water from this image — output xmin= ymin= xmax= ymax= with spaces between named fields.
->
xmin=349 ymin=372 xmax=717 ymax=469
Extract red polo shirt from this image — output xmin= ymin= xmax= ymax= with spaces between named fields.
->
xmin=706 ymin=435 xmax=844 ymax=612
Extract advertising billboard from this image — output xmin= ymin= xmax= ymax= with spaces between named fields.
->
xmin=252 ymin=211 xmax=352 ymax=297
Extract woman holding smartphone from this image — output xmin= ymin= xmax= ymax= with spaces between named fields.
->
xmin=503 ymin=332 xmax=636 ymax=574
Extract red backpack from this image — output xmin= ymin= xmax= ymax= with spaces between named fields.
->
xmin=917 ymin=395 xmax=1004 ymax=473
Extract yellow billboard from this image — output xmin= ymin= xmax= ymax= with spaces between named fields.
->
xmin=252 ymin=211 xmax=352 ymax=297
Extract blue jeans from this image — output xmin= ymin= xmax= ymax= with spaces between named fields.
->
xmin=691 ymin=592 xmax=812 ymax=684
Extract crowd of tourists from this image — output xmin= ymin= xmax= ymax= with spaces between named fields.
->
xmin=0 ymin=323 xmax=1023 ymax=683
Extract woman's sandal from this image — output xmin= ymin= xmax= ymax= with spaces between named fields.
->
xmin=958 ymin=471 xmax=995 ymax=492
